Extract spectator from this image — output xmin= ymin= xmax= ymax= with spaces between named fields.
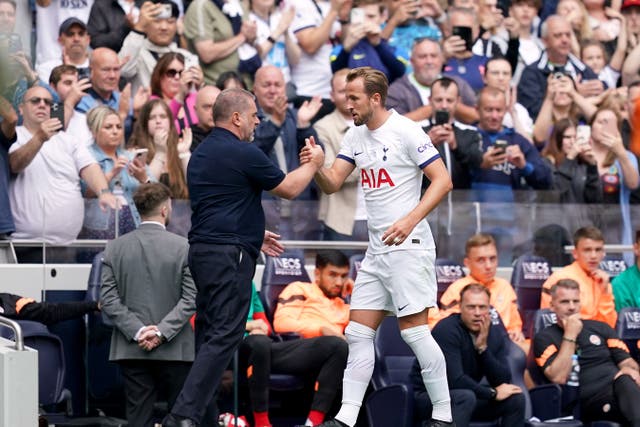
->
xmin=474 ymin=0 xmax=518 ymax=72
xmin=422 ymin=77 xmax=483 ymax=190
xmin=518 ymin=14 xmax=601 ymax=119
xmin=0 ymin=0 xmax=30 ymax=60
xmin=183 ymin=0 xmax=258 ymax=85
xmin=612 ymin=229 xmax=640 ymax=311
xmin=622 ymin=0 xmax=640 ymax=85
xmin=241 ymin=277 xmax=348 ymax=427
xmin=541 ymin=118 xmax=603 ymax=203
xmin=533 ymin=279 xmax=640 ymax=425
xmin=442 ymin=7 xmax=488 ymax=93
xmin=584 ymin=0 xmax=622 ymax=51
xmin=540 ymin=226 xmax=617 ymax=327
xmin=119 ymin=0 xmax=199 ymax=94
xmin=289 ymin=0 xmax=350 ymax=119
xmin=508 ymin=0 xmax=544 ymax=83
xmin=0 ymin=95 xmax=17 ymax=239
xmin=414 ymin=283 xmax=526 ymax=427
xmin=0 ymin=0 xmax=15 ymax=35
xmin=315 ymin=69 xmax=368 ymax=242
xmin=472 ymin=87 xmax=552 ymax=203
xmin=190 ymin=85 xmax=220 ymax=151
xmin=49 ymin=65 xmax=92 ymax=129
xmin=589 ymin=107 xmax=640 ymax=259
xmin=556 ymin=0 xmax=593 ymax=57
xmin=330 ymin=0 xmax=406 ymax=83
xmin=581 ymin=26 xmax=626 ymax=90
xmin=249 ymin=0 xmax=299 ymax=84
xmin=128 ymin=99 xmax=190 ymax=199
xmin=8 ymin=86 xmax=117 ymax=249
xmin=84 ymin=105 xmax=149 ymax=234
xmin=253 ymin=65 xmax=322 ymax=240
xmin=149 ymin=52 xmax=204 ymax=134
xmin=35 ymin=0 xmax=94 ymax=70
xmin=438 ymin=234 xmax=526 ymax=346
xmin=36 ymin=17 xmax=91 ymax=85
xmin=0 ymin=292 xmax=99 ymax=324
xmin=482 ymin=57 xmax=534 ymax=142
xmin=101 ymin=182 xmax=196 ymax=427
xmin=531 ymin=73 xmax=597 ymax=149
xmin=87 ymin=0 xmax=140 ymax=52
xmin=216 ymin=70 xmax=247 ymax=90
xmin=386 ymin=37 xmax=478 ymax=126
xmin=381 ymin=0 xmax=445 ymax=56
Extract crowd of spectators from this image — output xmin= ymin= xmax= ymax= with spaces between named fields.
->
xmin=0 ymin=0 xmax=639 ymax=258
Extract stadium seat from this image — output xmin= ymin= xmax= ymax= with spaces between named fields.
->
xmin=84 ymin=252 xmax=126 ymax=413
xmin=435 ymin=258 xmax=465 ymax=305
xmin=511 ymin=255 xmax=552 ymax=338
xmin=616 ymin=307 xmax=640 ymax=362
xmin=599 ymin=255 xmax=628 ymax=280
xmin=348 ymin=253 xmax=365 ymax=280
xmin=260 ymin=249 xmax=310 ymax=323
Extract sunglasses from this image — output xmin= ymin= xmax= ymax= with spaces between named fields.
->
xmin=26 ymin=97 xmax=53 ymax=106
xmin=165 ymin=68 xmax=184 ymax=78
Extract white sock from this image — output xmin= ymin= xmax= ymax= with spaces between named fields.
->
xmin=305 ymin=419 xmax=313 ymax=426
xmin=400 ymin=325 xmax=452 ymax=422
xmin=334 ymin=321 xmax=376 ymax=427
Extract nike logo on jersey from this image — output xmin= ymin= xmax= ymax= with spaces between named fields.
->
xmin=398 ymin=304 xmax=409 ymax=311
xmin=361 ymin=168 xmax=395 ymax=189
xmin=354 ymin=151 xmax=363 ymax=156
xmin=353 ymin=53 xmax=366 ymax=60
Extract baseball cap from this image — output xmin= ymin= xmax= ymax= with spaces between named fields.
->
xmin=58 ymin=17 xmax=87 ymax=36
xmin=622 ymin=0 xmax=640 ymax=10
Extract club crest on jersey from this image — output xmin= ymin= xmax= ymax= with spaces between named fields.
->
xmin=361 ymin=168 xmax=395 ymax=189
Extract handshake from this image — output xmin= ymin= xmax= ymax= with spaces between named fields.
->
xmin=299 ymin=136 xmax=325 ymax=169
xmin=138 ymin=324 xmax=163 ymax=352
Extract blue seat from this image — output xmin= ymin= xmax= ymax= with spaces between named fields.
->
xmin=85 ymin=252 xmax=125 ymax=409
xmin=599 ymin=255 xmax=628 ymax=280
xmin=616 ymin=307 xmax=640 ymax=362
xmin=258 ymin=250 xmax=309 ymax=392
xmin=435 ymin=258 xmax=465 ymax=305
xmin=511 ymin=255 xmax=552 ymax=338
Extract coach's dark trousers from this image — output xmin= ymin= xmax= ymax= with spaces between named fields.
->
xmin=170 ymin=243 xmax=255 ymax=427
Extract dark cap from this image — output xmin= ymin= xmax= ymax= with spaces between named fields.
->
xmin=622 ymin=0 xmax=640 ymax=10
xmin=59 ymin=17 xmax=87 ymax=36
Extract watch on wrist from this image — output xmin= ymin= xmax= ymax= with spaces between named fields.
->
xmin=489 ymin=387 xmax=497 ymax=400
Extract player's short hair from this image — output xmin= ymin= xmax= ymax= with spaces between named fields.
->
xmin=460 ymin=283 xmax=491 ymax=301
xmin=465 ymin=233 xmax=496 ymax=255
xmin=212 ymin=88 xmax=255 ymax=123
xmin=573 ymin=226 xmax=604 ymax=246
xmin=134 ymin=183 xmax=172 ymax=217
xmin=49 ymin=64 xmax=78 ymax=86
xmin=549 ymin=278 xmax=580 ymax=298
xmin=346 ymin=66 xmax=389 ymax=105
xmin=316 ymin=250 xmax=350 ymax=269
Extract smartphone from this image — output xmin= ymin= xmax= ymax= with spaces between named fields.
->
xmin=494 ymin=139 xmax=508 ymax=154
xmin=50 ymin=102 xmax=65 ymax=125
xmin=157 ymin=3 xmax=173 ymax=19
xmin=435 ymin=110 xmax=450 ymax=126
xmin=350 ymin=7 xmax=365 ymax=25
xmin=452 ymin=26 xmax=473 ymax=52
xmin=576 ymin=125 xmax=591 ymax=147
xmin=133 ymin=148 xmax=149 ymax=164
xmin=184 ymin=55 xmax=199 ymax=71
xmin=77 ymin=67 xmax=90 ymax=81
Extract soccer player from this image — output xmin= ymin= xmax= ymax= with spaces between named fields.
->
xmin=304 ymin=66 xmax=455 ymax=427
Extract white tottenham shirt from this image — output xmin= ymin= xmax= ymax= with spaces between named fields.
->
xmin=337 ymin=110 xmax=440 ymax=254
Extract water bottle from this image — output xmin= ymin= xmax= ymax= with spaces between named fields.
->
xmin=567 ymin=354 xmax=580 ymax=387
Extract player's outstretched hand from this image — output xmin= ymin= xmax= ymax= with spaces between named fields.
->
xmin=300 ymin=136 xmax=324 ymax=168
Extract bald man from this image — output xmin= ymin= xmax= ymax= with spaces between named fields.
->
xmin=190 ymin=85 xmax=221 ymax=151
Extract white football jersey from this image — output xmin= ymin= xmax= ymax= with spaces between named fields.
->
xmin=337 ymin=110 xmax=441 ymax=253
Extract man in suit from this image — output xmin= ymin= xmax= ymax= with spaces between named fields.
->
xmin=100 ymin=183 xmax=196 ymax=427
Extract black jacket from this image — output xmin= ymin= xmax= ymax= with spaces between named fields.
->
xmin=88 ymin=0 xmax=144 ymax=51
xmin=549 ymin=157 xmax=603 ymax=204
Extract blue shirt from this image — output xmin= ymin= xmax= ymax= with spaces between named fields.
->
xmin=0 ymin=130 xmax=15 ymax=234
xmin=76 ymin=88 xmax=133 ymax=137
xmin=444 ymin=55 xmax=488 ymax=93
xmin=187 ymin=127 xmax=285 ymax=258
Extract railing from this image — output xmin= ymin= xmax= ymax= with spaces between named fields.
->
xmin=0 ymin=316 xmax=24 ymax=351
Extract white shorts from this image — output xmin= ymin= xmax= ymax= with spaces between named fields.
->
xmin=350 ymin=249 xmax=437 ymax=317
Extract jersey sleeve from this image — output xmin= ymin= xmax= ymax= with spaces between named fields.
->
xmin=244 ymin=143 xmax=286 ymax=191
xmin=336 ymin=127 xmax=356 ymax=165
xmin=404 ymin=121 xmax=440 ymax=169
xmin=596 ymin=321 xmax=632 ymax=364
xmin=533 ymin=328 xmax=560 ymax=371
xmin=291 ymin=0 xmax=320 ymax=34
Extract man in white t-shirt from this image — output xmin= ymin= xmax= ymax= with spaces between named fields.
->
xmin=37 ymin=17 xmax=92 ymax=85
xmin=8 ymin=86 xmax=117 ymax=245
xmin=35 ymin=0 xmax=94 ymax=69
xmin=308 ymin=67 xmax=455 ymax=427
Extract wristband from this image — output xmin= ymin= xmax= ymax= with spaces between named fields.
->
xmin=267 ymin=35 xmax=276 ymax=44
xmin=99 ymin=188 xmax=112 ymax=195
xmin=562 ymin=336 xmax=576 ymax=344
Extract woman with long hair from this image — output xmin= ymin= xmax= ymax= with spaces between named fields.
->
xmin=150 ymin=52 xmax=204 ymax=134
xmin=128 ymin=99 xmax=190 ymax=199
xmin=542 ymin=117 xmax=602 ymax=203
